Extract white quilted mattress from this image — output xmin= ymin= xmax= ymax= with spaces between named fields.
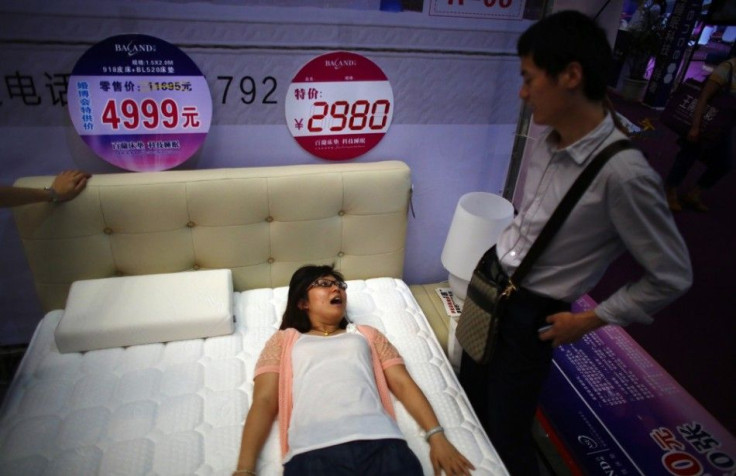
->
xmin=0 ymin=278 xmax=506 ymax=475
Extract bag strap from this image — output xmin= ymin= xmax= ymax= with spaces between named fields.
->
xmin=503 ymin=139 xmax=635 ymax=296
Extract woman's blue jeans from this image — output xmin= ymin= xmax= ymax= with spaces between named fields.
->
xmin=283 ymin=439 xmax=422 ymax=476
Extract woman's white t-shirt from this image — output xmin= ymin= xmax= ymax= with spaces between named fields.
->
xmin=285 ymin=332 xmax=404 ymax=461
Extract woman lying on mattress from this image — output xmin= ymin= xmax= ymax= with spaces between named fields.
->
xmin=234 ymin=265 xmax=475 ymax=476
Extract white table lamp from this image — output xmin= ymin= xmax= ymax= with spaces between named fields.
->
xmin=440 ymin=192 xmax=514 ymax=303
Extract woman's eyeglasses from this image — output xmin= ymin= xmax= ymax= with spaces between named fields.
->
xmin=308 ymin=278 xmax=348 ymax=290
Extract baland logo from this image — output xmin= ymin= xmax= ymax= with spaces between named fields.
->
xmin=115 ymin=41 xmax=157 ymax=57
xmin=578 ymin=436 xmax=619 ymax=475
xmin=577 ymin=434 xmax=599 ymax=450
xmin=594 ymin=455 xmax=617 ymax=475
xmin=324 ymin=58 xmax=358 ymax=70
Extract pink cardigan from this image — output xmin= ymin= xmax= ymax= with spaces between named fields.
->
xmin=253 ymin=325 xmax=405 ymax=458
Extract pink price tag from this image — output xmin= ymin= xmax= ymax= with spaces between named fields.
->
xmin=68 ymin=34 xmax=212 ymax=172
xmin=285 ymin=51 xmax=394 ymax=161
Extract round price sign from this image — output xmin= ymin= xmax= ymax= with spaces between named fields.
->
xmin=285 ymin=51 xmax=394 ymax=161
xmin=68 ymin=34 xmax=212 ymax=172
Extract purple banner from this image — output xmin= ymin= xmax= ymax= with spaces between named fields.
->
xmin=539 ymin=295 xmax=736 ymax=475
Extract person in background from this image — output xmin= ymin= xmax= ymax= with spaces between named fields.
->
xmin=0 ymin=170 xmax=91 ymax=207
xmin=233 ymin=264 xmax=475 ymax=476
xmin=459 ymin=10 xmax=692 ymax=475
xmin=665 ymin=54 xmax=736 ymax=212
xmin=627 ymin=0 xmax=666 ymax=32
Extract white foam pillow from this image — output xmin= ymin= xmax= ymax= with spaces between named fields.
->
xmin=55 ymin=269 xmax=234 ymax=353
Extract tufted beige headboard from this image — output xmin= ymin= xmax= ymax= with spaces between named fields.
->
xmin=13 ymin=160 xmax=411 ymax=312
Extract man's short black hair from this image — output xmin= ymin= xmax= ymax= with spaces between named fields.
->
xmin=517 ymin=10 xmax=612 ymax=101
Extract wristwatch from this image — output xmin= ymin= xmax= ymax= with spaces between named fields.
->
xmin=44 ymin=186 xmax=60 ymax=203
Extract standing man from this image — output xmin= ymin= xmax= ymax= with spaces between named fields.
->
xmin=459 ymin=10 xmax=692 ymax=475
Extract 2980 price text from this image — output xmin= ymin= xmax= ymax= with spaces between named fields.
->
xmin=307 ymin=99 xmax=391 ymax=132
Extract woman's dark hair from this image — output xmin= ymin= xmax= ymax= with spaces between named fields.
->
xmin=279 ymin=264 xmax=348 ymax=333
xmin=517 ymin=10 xmax=612 ymax=101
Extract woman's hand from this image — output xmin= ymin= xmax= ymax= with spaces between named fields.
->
xmin=50 ymin=170 xmax=91 ymax=202
xmin=385 ymin=364 xmax=476 ymax=474
xmin=235 ymin=373 xmax=278 ymax=475
xmin=686 ymin=124 xmax=700 ymax=143
xmin=428 ymin=433 xmax=475 ymax=475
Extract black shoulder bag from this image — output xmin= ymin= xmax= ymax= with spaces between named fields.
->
xmin=455 ymin=139 xmax=635 ymax=364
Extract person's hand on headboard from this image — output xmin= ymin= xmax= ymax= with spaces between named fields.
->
xmin=1 ymin=170 xmax=91 ymax=207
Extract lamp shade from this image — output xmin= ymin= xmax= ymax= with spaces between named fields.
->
xmin=440 ymin=192 xmax=513 ymax=301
